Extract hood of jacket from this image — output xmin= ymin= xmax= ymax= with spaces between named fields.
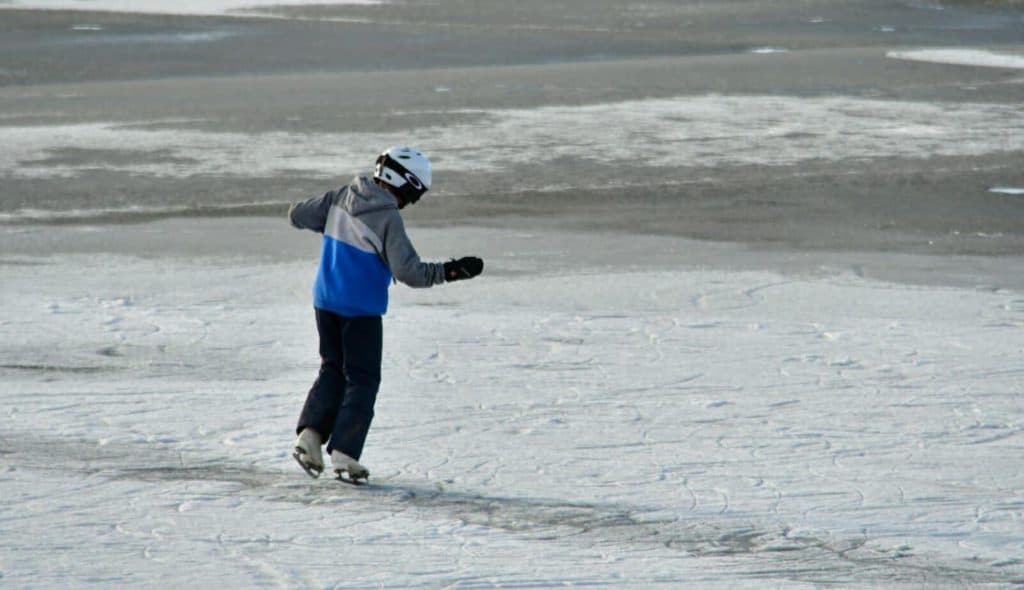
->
xmin=340 ymin=175 xmax=399 ymax=217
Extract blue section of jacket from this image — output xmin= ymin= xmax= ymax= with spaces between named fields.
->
xmin=289 ymin=176 xmax=446 ymax=317
xmin=313 ymin=237 xmax=392 ymax=317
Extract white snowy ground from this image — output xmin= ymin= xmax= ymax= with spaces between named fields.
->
xmin=1 ymin=224 xmax=1023 ymax=588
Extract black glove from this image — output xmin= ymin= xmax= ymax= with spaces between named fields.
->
xmin=444 ymin=256 xmax=484 ymax=282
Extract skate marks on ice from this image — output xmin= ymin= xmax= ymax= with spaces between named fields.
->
xmin=288 ymin=482 xmax=1021 ymax=587
xmin=0 ymin=428 xmax=281 ymax=488
xmin=1 ymin=432 xmax=1017 ymax=588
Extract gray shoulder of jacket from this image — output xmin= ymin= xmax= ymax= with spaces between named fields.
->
xmin=288 ymin=188 xmax=342 ymax=233
xmin=376 ymin=210 xmax=446 ymax=288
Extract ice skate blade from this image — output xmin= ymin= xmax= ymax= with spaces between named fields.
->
xmin=335 ymin=469 xmax=368 ymax=486
xmin=293 ymin=449 xmax=322 ymax=479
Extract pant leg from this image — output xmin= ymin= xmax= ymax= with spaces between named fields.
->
xmin=327 ymin=315 xmax=383 ymax=460
xmin=296 ymin=308 xmax=347 ymax=439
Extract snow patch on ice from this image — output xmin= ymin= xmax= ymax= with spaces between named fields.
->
xmin=0 ymin=201 xmax=287 ymax=224
xmin=887 ymin=48 xmax=1024 ymax=70
xmin=990 ymin=187 xmax=1024 ymax=196
xmin=2 ymin=95 xmax=1022 ymax=181
xmin=2 ymin=0 xmax=381 ymax=17
xmin=62 ymin=31 xmax=240 ymax=45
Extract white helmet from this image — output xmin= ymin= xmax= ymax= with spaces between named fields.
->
xmin=373 ymin=146 xmax=432 ymax=205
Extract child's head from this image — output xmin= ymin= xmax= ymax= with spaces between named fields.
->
xmin=374 ymin=146 xmax=432 ymax=209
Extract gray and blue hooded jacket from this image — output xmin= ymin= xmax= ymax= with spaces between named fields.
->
xmin=289 ymin=176 xmax=445 ymax=317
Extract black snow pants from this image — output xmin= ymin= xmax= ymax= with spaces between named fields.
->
xmin=296 ymin=309 xmax=382 ymax=460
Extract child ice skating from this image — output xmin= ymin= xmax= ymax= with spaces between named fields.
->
xmin=289 ymin=146 xmax=484 ymax=483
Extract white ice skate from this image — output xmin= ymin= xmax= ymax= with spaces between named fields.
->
xmin=292 ymin=428 xmax=324 ymax=479
xmin=331 ymin=450 xmax=369 ymax=485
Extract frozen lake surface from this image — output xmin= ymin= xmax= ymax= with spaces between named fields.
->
xmin=2 ymin=225 xmax=1022 ymax=588
xmin=2 ymin=0 xmax=1023 ymax=586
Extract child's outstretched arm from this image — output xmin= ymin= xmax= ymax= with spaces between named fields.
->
xmin=380 ymin=212 xmax=446 ymax=287
xmin=288 ymin=190 xmax=335 ymax=234
xmin=381 ymin=212 xmax=483 ymax=287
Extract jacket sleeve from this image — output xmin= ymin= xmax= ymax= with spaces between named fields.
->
xmin=381 ymin=212 xmax=446 ymax=288
xmin=288 ymin=190 xmax=335 ymax=233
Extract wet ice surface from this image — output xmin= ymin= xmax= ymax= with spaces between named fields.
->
xmin=1 ymin=226 xmax=1023 ymax=588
